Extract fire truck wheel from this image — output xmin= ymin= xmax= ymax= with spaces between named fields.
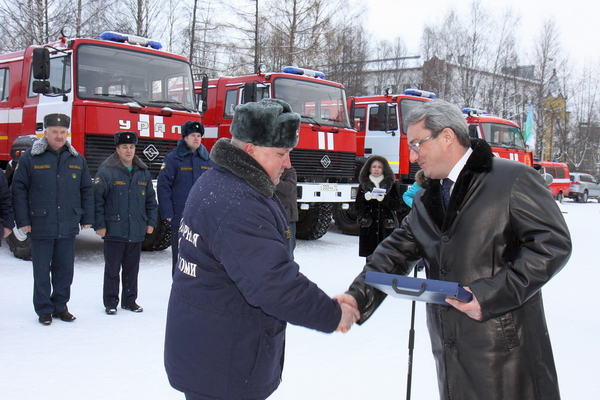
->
xmin=142 ymin=219 xmax=172 ymax=251
xmin=6 ymin=228 xmax=32 ymax=261
xmin=296 ymin=203 xmax=332 ymax=240
xmin=333 ymin=203 xmax=359 ymax=236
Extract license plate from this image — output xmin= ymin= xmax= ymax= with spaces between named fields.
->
xmin=319 ymin=184 xmax=338 ymax=191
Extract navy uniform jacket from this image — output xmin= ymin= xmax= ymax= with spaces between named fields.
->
xmin=94 ymin=153 xmax=158 ymax=243
xmin=12 ymin=137 xmax=94 ymax=238
xmin=157 ymin=139 xmax=211 ymax=226
xmin=165 ymin=139 xmax=341 ymax=400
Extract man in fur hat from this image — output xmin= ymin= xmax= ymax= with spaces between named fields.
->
xmin=12 ymin=113 xmax=94 ymax=325
xmin=93 ymin=131 xmax=157 ymax=315
xmin=164 ymin=98 xmax=359 ymax=400
xmin=157 ymin=120 xmax=211 ymax=275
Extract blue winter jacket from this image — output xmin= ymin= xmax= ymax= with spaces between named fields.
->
xmin=93 ymin=153 xmax=158 ymax=242
xmin=157 ymin=139 xmax=211 ymax=226
xmin=165 ymin=138 xmax=342 ymax=400
xmin=12 ymin=137 xmax=94 ymax=238
xmin=402 ymin=181 xmax=422 ymax=208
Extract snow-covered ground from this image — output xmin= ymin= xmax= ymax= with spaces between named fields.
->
xmin=0 ymin=200 xmax=597 ymax=400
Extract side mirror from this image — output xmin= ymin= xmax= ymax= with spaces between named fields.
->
xmin=201 ymin=76 xmax=208 ymax=113
xmin=376 ymin=103 xmax=388 ymax=131
xmin=542 ymin=173 xmax=554 ymax=186
xmin=32 ymin=48 xmax=50 ymax=80
xmin=32 ymin=80 xmax=51 ymax=94
xmin=242 ymin=82 xmax=257 ymax=104
xmin=468 ymin=124 xmax=478 ymax=139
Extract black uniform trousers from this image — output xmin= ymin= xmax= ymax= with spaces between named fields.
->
xmin=103 ymin=240 xmax=142 ymax=308
xmin=30 ymin=236 xmax=76 ymax=316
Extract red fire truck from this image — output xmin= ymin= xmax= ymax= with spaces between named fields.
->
xmin=533 ymin=160 xmax=570 ymax=202
xmin=1 ymin=31 xmax=199 ymax=258
xmin=195 ymin=66 xmax=357 ymax=239
xmin=335 ymin=89 xmax=533 ymax=234
xmin=463 ymin=107 xmax=533 ymax=167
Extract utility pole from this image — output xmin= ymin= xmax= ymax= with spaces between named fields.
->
xmin=254 ymin=0 xmax=259 ymax=73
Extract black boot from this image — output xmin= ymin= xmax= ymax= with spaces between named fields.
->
xmin=51 ymin=310 xmax=76 ymax=322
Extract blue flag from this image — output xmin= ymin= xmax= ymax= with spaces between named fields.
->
xmin=523 ymin=104 xmax=535 ymax=151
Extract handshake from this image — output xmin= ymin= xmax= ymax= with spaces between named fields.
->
xmin=334 ymin=294 xmax=360 ymax=333
xmin=364 ymin=188 xmax=386 ymax=202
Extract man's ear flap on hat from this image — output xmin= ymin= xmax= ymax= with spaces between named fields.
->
xmin=275 ymin=113 xmax=300 ymax=148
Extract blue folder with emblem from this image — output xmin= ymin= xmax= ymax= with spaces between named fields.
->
xmin=365 ymin=271 xmax=472 ymax=305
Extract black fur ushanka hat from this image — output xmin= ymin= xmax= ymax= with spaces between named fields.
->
xmin=44 ymin=113 xmax=70 ymax=129
xmin=230 ymin=98 xmax=300 ymax=148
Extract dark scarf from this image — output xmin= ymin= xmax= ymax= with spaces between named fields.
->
xmin=210 ymin=138 xmax=276 ymax=198
xmin=99 ymin=152 xmax=148 ymax=170
xmin=175 ymin=138 xmax=210 ymax=160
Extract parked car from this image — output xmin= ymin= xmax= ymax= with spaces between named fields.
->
xmin=568 ymin=172 xmax=600 ymax=202
xmin=534 ymin=161 xmax=570 ymax=202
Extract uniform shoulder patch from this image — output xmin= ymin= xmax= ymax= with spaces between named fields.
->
xmin=160 ymin=162 xmax=167 ymax=170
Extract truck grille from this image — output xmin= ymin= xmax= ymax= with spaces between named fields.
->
xmin=85 ymin=134 xmax=177 ymax=178
xmin=291 ymin=149 xmax=355 ymax=182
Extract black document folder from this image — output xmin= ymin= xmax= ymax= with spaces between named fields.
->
xmin=365 ymin=271 xmax=472 ymax=305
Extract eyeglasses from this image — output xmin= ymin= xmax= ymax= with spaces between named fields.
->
xmin=408 ymin=134 xmax=434 ymax=152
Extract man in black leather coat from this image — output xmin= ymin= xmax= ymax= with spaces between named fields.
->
xmin=337 ymin=99 xmax=571 ymax=400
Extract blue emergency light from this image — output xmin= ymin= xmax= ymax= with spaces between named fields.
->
xmin=99 ymin=31 xmax=162 ymax=50
xmin=462 ymin=107 xmax=489 ymax=115
xmin=404 ymin=88 xmax=436 ymax=98
xmin=282 ymin=66 xmax=326 ymax=79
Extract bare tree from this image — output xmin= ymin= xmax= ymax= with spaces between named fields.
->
xmin=323 ymin=15 xmax=369 ymax=96
xmin=419 ymin=1 xmax=494 ymax=107
xmin=481 ymin=9 xmax=522 ymax=117
xmin=531 ymin=19 xmax=563 ymax=159
xmin=566 ymin=63 xmax=600 ymax=173
xmin=0 ymin=0 xmax=57 ymax=48
xmin=261 ymin=0 xmax=342 ymax=71
xmin=62 ymin=0 xmax=115 ymax=38
xmin=162 ymin=0 xmax=184 ymax=52
xmin=220 ymin=0 xmax=264 ymax=75
xmin=110 ymin=0 xmax=161 ymax=38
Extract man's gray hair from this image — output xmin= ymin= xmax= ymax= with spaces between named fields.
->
xmin=405 ymin=99 xmax=471 ymax=148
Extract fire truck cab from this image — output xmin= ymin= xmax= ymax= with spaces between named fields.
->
xmin=463 ymin=108 xmax=533 ymax=167
xmin=0 ymin=31 xmax=199 ymax=258
xmin=340 ymin=90 xmax=533 ymax=234
xmin=534 ymin=160 xmax=570 ymax=202
xmin=196 ymin=67 xmax=358 ymax=240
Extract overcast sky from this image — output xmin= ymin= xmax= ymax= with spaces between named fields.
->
xmin=365 ymin=0 xmax=598 ymax=68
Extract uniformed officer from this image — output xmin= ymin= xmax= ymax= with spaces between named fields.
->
xmin=94 ymin=131 xmax=158 ymax=315
xmin=157 ymin=120 xmax=211 ymax=275
xmin=12 ymin=113 xmax=94 ymax=325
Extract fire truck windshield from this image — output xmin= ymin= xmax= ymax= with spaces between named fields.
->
xmin=480 ymin=122 xmax=526 ymax=150
xmin=76 ymin=44 xmax=196 ymax=111
xmin=273 ymin=77 xmax=351 ymax=128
